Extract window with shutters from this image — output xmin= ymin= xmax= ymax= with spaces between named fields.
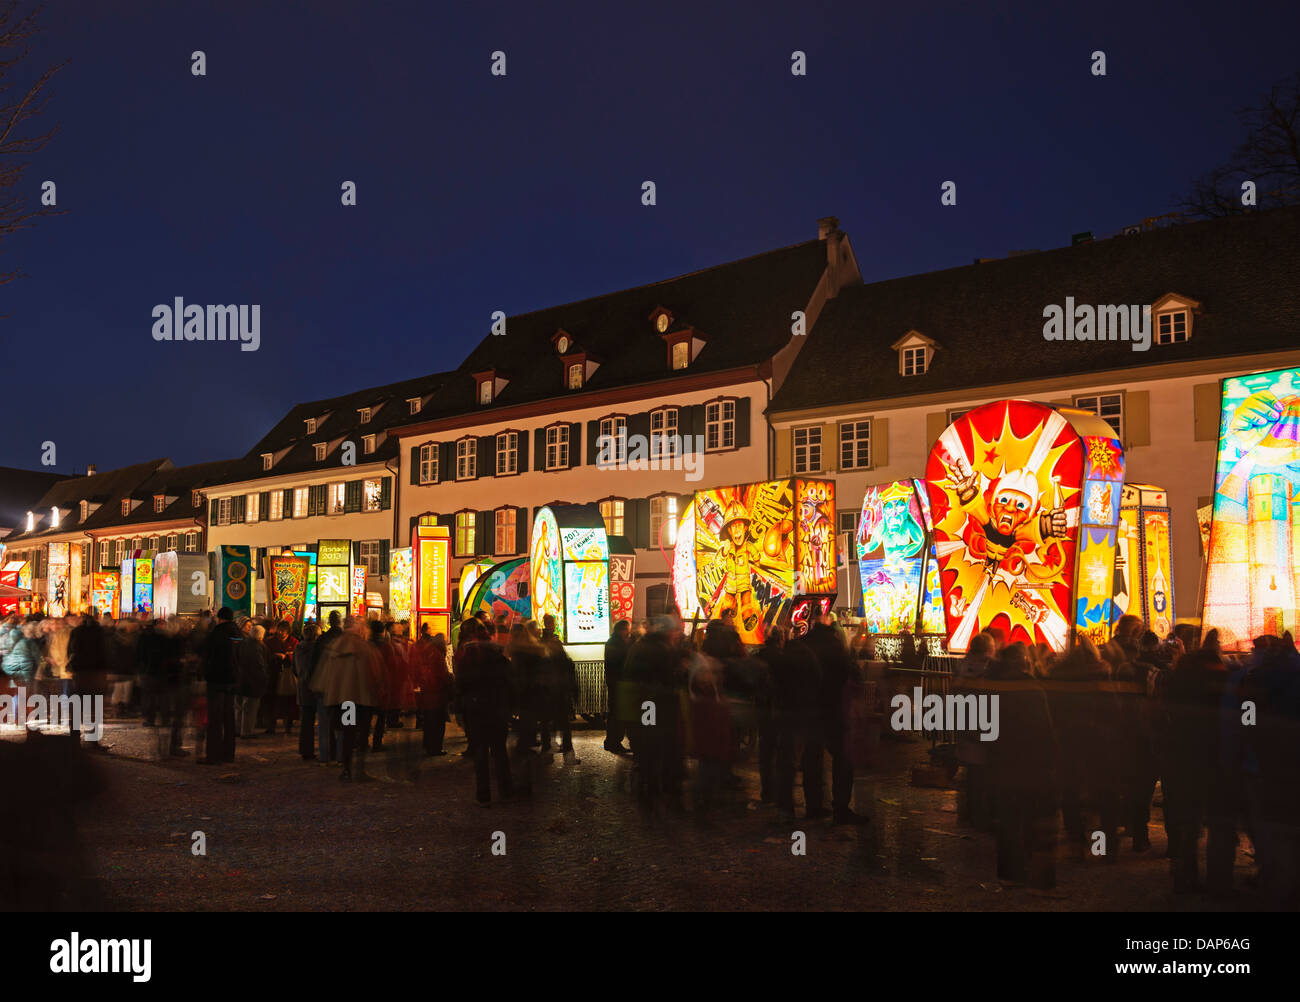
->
xmin=363 ymin=479 xmax=383 ymax=512
xmin=184 ymin=531 xmax=199 ymax=552
xmin=456 ymin=438 xmax=477 ymax=480
xmin=328 ymin=482 xmax=345 ymax=515
xmin=269 ymin=491 xmax=284 ymax=521
xmin=166 ymin=533 xmax=178 ymax=551
xmin=545 ymin=424 xmax=569 ymax=470
xmin=839 ymin=420 xmax=871 ymax=470
xmin=649 ymin=495 xmax=678 ymax=547
xmin=455 ymin=512 xmax=476 ymax=557
xmin=650 ymin=408 xmax=678 ymax=459
xmin=705 ymin=399 xmax=736 ymax=451
xmin=314 ymin=442 xmax=327 ymax=461
xmin=293 ymin=487 xmax=309 ymax=519
xmin=496 ymin=432 xmax=519 ymax=475
xmin=246 ymin=492 xmax=260 ymax=523
xmin=494 ymin=508 xmax=516 ymax=555
xmin=359 ymin=540 xmax=381 ymax=575
xmin=793 ymin=426 xmax=821 ymax=474
xmin=216 ymin=497 xmax=232 ymax=526
xmin=419 ymin=442 xmax=439 ymax=484
xmin=132 ymin=537 xmax=142 ymax=553
xmin=145 ymin=536 xmax=158 ymax=552
xmin=598 ymin=416 xmax=626 ymax=465
xmin=1074 ymin=392 xmax=1124 ymax=439
xmin=599 ymin=499 xmax=625 ymax=537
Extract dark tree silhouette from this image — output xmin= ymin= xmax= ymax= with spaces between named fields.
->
xmin=0 ymin=0 xmax=63 ymax=287
xmin=1179 ymin=72 xmax=1300 ymax=218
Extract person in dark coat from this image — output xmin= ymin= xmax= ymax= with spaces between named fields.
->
xmin=539 ymin=617 xmax=580 ymax=762
xmin=603 ymin=620 xmax=632 ymax=754
xmin=753 ymin=631 xmax=779 ymax=803
xmin=807 ymin=614 xmax=867 ymax=825
xmin=984 ymin=642 xmax=1058 ymax=888
xmin=294 ymin=623 xmax=320 ymax=760
xmin=198 ymin=608 xmax=242 ymax=764
xmin=771 ymin=626 xmax=824 ymax=820
xmin=455 ymin=619 xmax=513 ymax=805
xmin=66 ymin=613 xmax=109 ymax=750
xmin=415 ymin=627 xmax=451 ymax=756
xmin=623 ymin=616 xmax=684 ymax=811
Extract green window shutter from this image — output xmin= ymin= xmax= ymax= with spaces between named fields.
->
xmin=515 ymin=507 xmax=528 ymax=553
xmin=352 ymin=541 xmax=362 ymax=565
xmin=1193 ymin=382 xmax=1221 ymax=442
xmin=517 ymin=433 xmax=529 ymax=472
xmin=568 ymin=422 xmax=581 ymax=467
xmin=283 ymin=488 xmax=294 ymax=516
xmin=475 ymin=510 xmax=491 ymax=556
xmin=409 ymin=446 xmax=420 ymax=485
xmin=209 ymin=498 xmax=218 ymax=522
xmin=344 ymin=480 xmax=362 ymax=513
xmin=379 ymin=539 xmax=390 ymax=571
xmin=735 ymin=398 xmax=752 ymax=448
xmin=259 ymin=491 xmax=270 ymax=518
xmin=380 ymin=477 xmax=392 ymax=510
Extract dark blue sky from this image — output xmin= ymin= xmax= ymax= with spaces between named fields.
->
xmin=8 ymin=0 xmax=1299 ymax=475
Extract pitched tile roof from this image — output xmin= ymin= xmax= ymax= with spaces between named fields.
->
xmin=397 ymin=238 xmax=832 ymax=424
xmin=0 ymin=467 xmax=72 ymax=533
xmin=4 ymin=458 xmax=171 ymax=542
xmin=81 ymin=459 xmax=241 ymax=532
xmin=770 ymin=205 xmax=1300 ymax=413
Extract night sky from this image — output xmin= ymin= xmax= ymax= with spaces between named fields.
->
xmin=7 ymin=0 xmax=1299 ymax=475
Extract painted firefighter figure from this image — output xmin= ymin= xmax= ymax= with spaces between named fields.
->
xmin=711 ymin=501 xmax=763 ymax=632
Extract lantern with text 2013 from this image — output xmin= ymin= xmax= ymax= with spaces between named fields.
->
xmin=1202 ymin=366 xmax=1300 ymax=649
xmin=412 ymin=523 xmax=451 ymax=639
xmin=925 ymin=400 xmax=1124 ymax=653
xmin=531 ymin=505 xmax=611 ymax=645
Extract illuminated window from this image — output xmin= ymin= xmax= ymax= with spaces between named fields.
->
xmin=705 ymin=399 xmax=736 ymax=451
xmin=600 ymin=499 xmax=625 ymax=537
xmin=419 ymin=443 xmax=438 ymax=484
xmin=80 ymin=500 xmax=88 ymax=521
xmin=479 ymin=380 xmax=493 ymax=405
xmin=306 ymin=418 xmax=317 ymax=434
xmin=121 ymin=499 xmax=131 ymax=517
xmin=262 ymin=453 xmax=273 ymax=471
xmin=184 ymin=531 xmax=199 ymax=552
xmin=902 ymin=346 xmax=927 ymax=375
xmin=408 ymin=397 xmax=422 ymax=415
xmin=567 ymin=363 xmax=584 ymax=390
xmin=166 ymin=533 xmax=178 ymax=551
xmin=650 ymin=408 xmax=679 ymax=459
xmin=216 ymin=497 xmax=232 ymax=526
xmin=363 ymin=434 xmax=376 ymax=454
xmin=329 ymin=482 xmax=346 ymax=515
xmin=363 ymin=479 xmax=383 ymax=512
xmin=672 ymin=340 xmax=690 ymax=370
xmin=494 ymin=508 xmax=516 ymax=555
xmin=293 ymin=487 xmax=309 ymax=519
xmin=794 ymin=426 xmax=822 ymax=474
xmin=145 ymin=536 xmax=158 ymax=552
xmin=1156 ymin=310 xmax=1189 ymax=344
xmin=650 ymin=495 xmax=678 ymax=547
xmin=1075 ymin=393 xmax=1124 ymax=439
xmin=192 ymin=490 xmax=202 ymax=508
xmin=599 ymin=416 xmax=626 ymax=465
xmin=545 ymin=424 xmax=570 ymax=469
xmin=314 ymin=442 xmax=327 ymax=461
xmin=246 ymin=492 xmax=260 ymax=523
xmin=456 ymin=438 xmax=477 ymax=480
xmin=455 ymin=512 xmax=476 ymax=557
xmin=655 ymin=313 xmax=669 ymax=333
xmin=359 ymin=407 xmax=371 ymax=424
xmin=839 ymin=420 xmax=871 ymax=470
xmin=496 ymin=432 xmax=518 ymax=475
xmin=269 ymin=490 xmax=284 ymax=521
xmin=359 ymin=540 xmax=381 ymax=575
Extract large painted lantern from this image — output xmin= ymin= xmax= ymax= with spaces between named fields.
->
xmin=1 ymin=560 xmax=30 ymax=616
xmin=412 ymin=524 xmax=451 ymax=639
xmin=462 ymin=556 xmax=531 ymax=627
xmin=216 ymin=545 xmax=252 ymax=617
xmin=693 ymin=478 xmax=837 ymax=644
xmin=925 ymin=400 xmax=1125 ymax=652
xmin=153 ymin=551 xmax=210 ymax=618
xmin=857 ymin=478 xmax=945 ymax=636
xmin=120 ymin=552 xmax=155 ymax=617
xmin=530 ymin=505 xmax=610 ymax=645
xmin=1203 ymin=366 xmax=1300 ymax=649
xmin=315 ymin=539 xmax=352 ymax=626
xmin=89 ymin=570 xmax=119 ymax=617
xmin=47 ymin=542 xmax=70 ymax=617
xmin=671 ymin=504 xmax=700 ymax=620
xmin=458 ymin=559 xmax=496 ymax=616
xmin=1113 ymin=484 xmax=1174 ymax=637
xmin=388 ymin=547 xmax=413 ymax=622
xmin=266 ymin=553 xmax=310 ymax=629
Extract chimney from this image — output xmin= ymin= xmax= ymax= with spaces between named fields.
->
xmin=817 ymin=216 xmax=840 ymax=240
xmin=86 ymin=463 xmax=96 ymax=476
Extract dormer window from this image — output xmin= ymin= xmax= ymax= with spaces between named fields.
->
xmin=153 ymin=495 xmax=166 ymax=513
xmin=80 ymin=500 xmax=89 ymax=521
xmin=892 ymin=330 xmax=936 ymax=376
xmin=26 ymin=511 xmax=33 ymax=532
xmin=121 ymin=499 xmax=131 ymax=517
xmin=314 ymin=442 xmax=327 ymax=461
xmin=305 ymin=417 xmax=317 ymax=434
xmin=192 ymin=490 xmax=202 ymax=507
xmin=359 ymin=407 xmax=372 ymax=424
xmin=407 ymin=397 xmax=422 ymax=415
xmin=50 ymin=506 xmax=60 ymax=528
xmin=556 ymin=334 xmax=570 ymax=354
xmin=479 ymin=381 xmax=493 ymax=405
xmin=261 ymin=453 xmax=273 ymax=471
xmin=363 ymin=434 xmax=376 ymax=454
xmin=672 ymin=341 xmax=689 ymax=370
xmin=567 ymin=363 xmax=584 ymax=390
xmin=649 ymin=307 xmax=673 ymax=333
xmin=1151 ymin=293 xmax=1198 ymax=345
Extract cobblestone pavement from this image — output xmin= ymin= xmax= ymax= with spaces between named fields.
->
xmin=4 ymin=718 xmax=1263 ymax=911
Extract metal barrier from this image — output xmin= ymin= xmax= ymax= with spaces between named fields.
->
xmin=886 ymin=654 xmax=958 ymax=748
xmin=574 ymin=660 xmax=607 ymax=716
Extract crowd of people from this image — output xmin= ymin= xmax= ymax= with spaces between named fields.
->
xmin=949 ymin=614 xmax=1300 ymax=906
